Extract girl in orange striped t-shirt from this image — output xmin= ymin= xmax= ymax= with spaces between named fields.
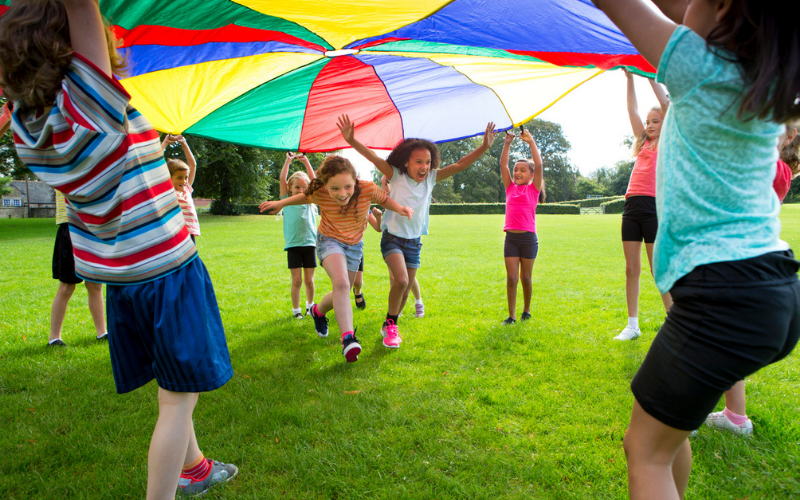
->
xmin=260 ymin=156 xmax=413 ymax=363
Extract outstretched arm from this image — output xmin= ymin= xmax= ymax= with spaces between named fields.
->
xmin=378 ymin=196 xmax=414 ymax=220
xmin=62 ymin=0 xmax=112 ymax=76
xmin=649 ymin=78 xmax=670 ymax=115
xmin=591 ymin=0 xmax=677 ymax=69
xmin=177 ymin=136 xmax=197 ymax=185
xmin=279 ymin=152 xmax=294 ymax=198
xmin=259 ymin=192 xmax=308 ymax=214
xmin=625 ymin=70 xmax=645 ymax=138
xmin=437 ymin=122 xmax=497 ymax=181
xmin=520 ymin=130 xmax=544 ymax=192
xmin=337 ymin=114 xmax=394 ymax=180
xmin=499 ymin=132 xmax=514 ymax=190
xmin=297 ymin=153 xmax=316 ymax=180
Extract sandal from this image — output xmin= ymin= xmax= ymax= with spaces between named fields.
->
xmin=354 ymin=292 xmax=366 ymax=310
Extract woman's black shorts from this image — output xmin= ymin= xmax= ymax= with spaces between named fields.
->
xmin=631 ymin=250 xmax=800 ymax=431
xmin=504 ymin=231 xmax=539 ymax=259
xmin=286 ymin=246 xmax=316 ymax=269
xmin=52 ymin=223 xmax=82 ymax=284
xmin=621 ymin=196 xmax=658 ymax=244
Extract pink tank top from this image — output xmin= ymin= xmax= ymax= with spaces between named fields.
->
xmin=626 ymin=141 xmax=657 ymax=198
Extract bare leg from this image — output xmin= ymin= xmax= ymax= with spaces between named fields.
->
xmin=317 ymin=254 xmax=356 ymax=333
xmin=385 ymin=253 xmax=409 ymax=316
xmin=289 ymin=268 xmax=302 ymax=309
xmin=723 ymin=380 xmax=747 ymax=416
xmin=411 ymin=277 xmax=421 ymax=301
xmin=303 ymin=267 xmax=315 ymax=306
xmin=147 ymin=389 xmax=199 ymax=500
xmin=49 ymin=282 xmax=76 ymax=342
xmin=519 ymin=258 xmax=536 ymax=314
xmin=625 ymin=399 xmax=692 ymax=500
xmin=504 ymin=257 xmax=520 ymax=319
xmin=352 ymin=270 xmax=363 ymax=295
xmin=622 ymin=241 xmax=643 ymax=318
xmin=84 ymin=281 xmax=106 ymax=336
xmin=184 ymin=418 xmax=202 ymax=466
xmin=645 ymin=243 xmax=673 ymax=311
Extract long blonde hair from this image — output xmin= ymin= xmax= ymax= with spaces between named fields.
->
xmin=631 ymin=106 xmax=663 ymax=157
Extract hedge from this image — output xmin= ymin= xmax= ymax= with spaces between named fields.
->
xmin=601 ymin=198 xmax=626 ymax=214
xmin=238 ymin=202 xmax=580 ymax=215
xmin=549 ymin=196 xmax=624 ymax=208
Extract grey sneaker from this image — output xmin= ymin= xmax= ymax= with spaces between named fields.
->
xmin=177 ymin=459 xmax=238 ymax=497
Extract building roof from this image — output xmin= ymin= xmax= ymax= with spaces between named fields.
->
xmin=8 ymin=180 xmax=55 ymax=204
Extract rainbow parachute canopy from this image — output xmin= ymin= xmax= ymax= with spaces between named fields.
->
xmin=0 ymin=0 xmax=654 ymax=151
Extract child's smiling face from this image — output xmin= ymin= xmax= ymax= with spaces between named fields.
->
xmin=513 ymin=161 xmax=534 ymax=185
xmin=406 ymin=147 xmax=432 ymax=183
xmin=290 ymin=177 xmax=308 ymax=196
xmin=171 ymin=171 xmax=189 ymax=191
xmin=326 ymin=172 xmax=356 ymax=205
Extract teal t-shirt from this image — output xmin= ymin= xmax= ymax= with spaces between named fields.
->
xmin=654 ymin=26 xmax=788 ymax=293
xmin=281 ymin=195 xmax=317 ymax=250
xmin=381 ymin=166 xmax=437 ymax=239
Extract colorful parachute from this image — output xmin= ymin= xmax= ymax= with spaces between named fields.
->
xmin=1 ymin=0 xmax=653 ymax=151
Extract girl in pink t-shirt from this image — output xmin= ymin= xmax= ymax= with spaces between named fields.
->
xmin=615 ymin=70 xmax=673 ymax=341
xmin=499 ymin=128 xmax=544 ymax=325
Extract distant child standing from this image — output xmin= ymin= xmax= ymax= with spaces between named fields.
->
xmin=163 ymin=135 xmax=200 ymax=241
xmin=338 ymin=115 xmax=495 ymax=347
xmin=594 ymin=0 xmax=800 ymax=498
xmin=279 ymin=152 xmax=317 ymax=319
xmin=260 ymin=155 xmax=413 ymax=362
xmin=498 ymin=129 xmax=544 ymax=325
xmin=615 ymin=69 xmax=673 ymax=341
xmin=0 ymin=2 xmax=236 ymax=498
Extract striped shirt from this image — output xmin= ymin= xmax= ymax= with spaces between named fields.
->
xmin=307 ymin=180 xmax=387 ymax=245
xmin=11 ymin=54 xmax=197 ymax=284
xmin=176 ymin=185 xmax=200 ymax=236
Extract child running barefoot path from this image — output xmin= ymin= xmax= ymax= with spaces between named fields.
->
xmin=498 ymin=129 xmax=544 ymax=325
xmin=339 ymin=115 xmax=496 ymax=348
xmin=0 ymin=1 xmax=236 ymax=498
xmin=279 ymin=152 xmax=317 ymax=319
xmin=593 ymin=0 xmax=800 ymax=498
xmin=260 ymin=156 xmax=413 ymax=362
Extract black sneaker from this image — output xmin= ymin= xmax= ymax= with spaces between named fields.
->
xmin=354 ymin=292 xmax=366 ymax=310
xmin=342 ymin=331 xmax=362 ymax=363
xmin=48 ymin=339 xmax=67 ymax=346
xmin=293 ymin=311 xmax=304 ymax=320
xmin=502 ymin=317 xmax=516 ymax=325
xmin=520 ymin=312 xmax=531 ymax=321
xmin=311 ymin=305 xmax=328 ymax=338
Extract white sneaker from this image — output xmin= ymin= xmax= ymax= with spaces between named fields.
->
xmin=614 ymin=325 xmax=641 ymax=340
xmin=705 ymin=411 xmax=753 ymax=436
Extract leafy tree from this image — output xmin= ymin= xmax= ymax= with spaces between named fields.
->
xmin=0 ymin=96 xmax=32 ymax=180
xmin=574 ymin=176 xmax=611 ymax=199
xmin=589 ymin=136 xmax=636 ymax=196
xmin=0 ymin=176 xmax=12 ymax=197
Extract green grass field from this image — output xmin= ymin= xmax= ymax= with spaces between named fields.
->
xmin=1 ymin=208 xmax=798 ymax=499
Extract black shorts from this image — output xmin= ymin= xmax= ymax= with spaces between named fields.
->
xmin=286 ymin=246 xmax=316 ymax=269
xmin=504 ymin=231 xmax=539 ymax=259
xmin=358 ymin=255 xmax=364 ymax=272
xmin=52 ymin=223 xmax=82 ymax=284
xmin=621 ymin=196 xmax=658 ymax=244
xmin=631 ymin=250 xmax=800 ymax=431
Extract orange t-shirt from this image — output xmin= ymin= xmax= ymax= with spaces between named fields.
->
xmin=307 ymin=180 xmax=388 ymax=245
xmin=626 ymin=141 xmax=657 ymax=198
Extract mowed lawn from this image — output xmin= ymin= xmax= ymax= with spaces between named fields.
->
xmin=1 ymin=207 xmax=798 ymax=500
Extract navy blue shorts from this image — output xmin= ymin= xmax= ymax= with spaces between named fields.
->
xmin=106 ymin=257 xmax=233 ymax=394
xmin=631 ymin=250 xmax=800 ymax=430
xmin=380 ymin=230 xmax=422 ymax=269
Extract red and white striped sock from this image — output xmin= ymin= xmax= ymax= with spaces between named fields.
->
xmin=182 ymin=454 xmax=212 ymax=481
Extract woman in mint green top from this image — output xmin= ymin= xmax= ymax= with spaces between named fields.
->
xmin=279 ymin=153 xmax=318 ymax=319
xmin=594 ymin=1 xmax=800 ymax=498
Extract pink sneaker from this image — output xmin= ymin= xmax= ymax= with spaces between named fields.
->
xmin=382 ymin=320 xmax=402 ymax=348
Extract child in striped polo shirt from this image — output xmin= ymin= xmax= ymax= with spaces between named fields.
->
xmin=163 ymin=135 xmax=201 ymax=242
xmin=260 ymin=155 xmax=413 ymax=362
xmin=0 ymin=1 xmax=235 ymax=497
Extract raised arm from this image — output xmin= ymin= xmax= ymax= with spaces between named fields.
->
xmin=337 ymin=114 xmax=394 ymax=180
xmin=279 ymin=152 xmax=294 ymax=198
xmin=591 ymin=0 xmax=677 ymax=69
xmin=437 ymin=122 xmax=497 ymax=181
xmin=62 ymin=0 xmax=112 ymax=76
xmin=161 ymin=134 xmax=177 ymax=152
xmin=178 ymin=136 xmax=196 ymax=185
xmin=297 ymin=153 xmax=316 ymax=180
xmin=649 ymin=78 xmax=670 ymax=115
xmin=625 ymin=70 xmax=645 ymax=138
xmin=499 ymin=132 xmax=514 ymax=190
xmin=520 ymin=130 xmax=544 ymax=192
xmin=259 ymin=192 xmax=308 ymax=214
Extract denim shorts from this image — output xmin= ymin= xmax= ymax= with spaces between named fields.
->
xmin=316 ymin=234 xmax=364 ymax=273
xmin=380 ymin=230 xmax=422 ymax=269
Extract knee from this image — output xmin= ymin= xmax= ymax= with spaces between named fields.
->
xmin=353 ymin=276 xmax=363 ymax=289
xmin=304 ymin=277 xmax=315 ymax=288
xmin=332 ymin=277 xmax=351 ymax=294
xmin=393 ymin=275 xmax=409 ymax=291
xmin=520 ymin=275 xmax=533 ymax=287
xmin=506 ymin=275 xmax=519 ymax=286
xmin=85 ymin=281 xmax=103 ymax=296
xmin=625 ymin=262 xmax=641 ymax=277
xmin=291 ymin=276 xmax=303 ymax=288
xmin=57 ymin=283 xmax=76 ymax=298
xmin=158 ymin=389 xmax=199 ymax=412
